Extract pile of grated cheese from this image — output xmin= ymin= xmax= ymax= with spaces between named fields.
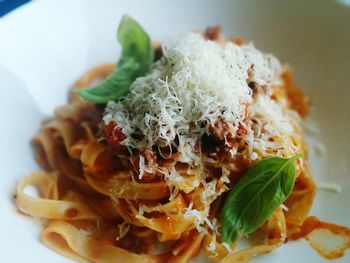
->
xmin=104 ymin=33 xmax=284 ymax=161
xmin=104 ymin=32 xmax=303 ymax=235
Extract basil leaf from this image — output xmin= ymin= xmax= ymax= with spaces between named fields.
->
xmin=76 ymin=15 xmax=154 ymax=103
xmin=117 ymin=15 xmax=153 ymax=71
xmin=221 ymin=154 xmax=301 ymax=244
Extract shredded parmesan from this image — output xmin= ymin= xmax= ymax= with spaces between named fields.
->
xmin=280 ymin=204 xmax=289 ymax=211
xmin=207 ymin=221 xmax=219 ymax=256
xmin=138 ymin=155 xmax=145 ymax=180
xmin=184 ymin=202 xmax=209 ymax=233
xmin=116 ymin=221 xmax=130 ymax=241
xmin=104 ymin=33 xmax=281 ymax=162
xmin=220 ymin=167 xmax=231 ymax=184
xmin=201 ymin=179 xmax=228 ymax=204
xmin=168 ymin=186 xmax=180 ymax=201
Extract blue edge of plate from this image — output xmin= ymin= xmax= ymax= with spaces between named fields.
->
xmin=0 ymin=0 xmax=31 ymax=17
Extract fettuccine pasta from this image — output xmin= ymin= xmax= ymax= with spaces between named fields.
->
xmin=18 ymin=25 xmax=339 ymax=263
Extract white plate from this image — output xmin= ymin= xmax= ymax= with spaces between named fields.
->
xmin=0 ymin=0 xmax=349 ymax=262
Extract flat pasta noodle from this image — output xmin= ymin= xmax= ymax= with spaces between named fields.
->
xmin=32 ymin=131 xmax=59 ymax=170
xmin=43 ymin=119 xmax=82 ymax=158
xmin=168 ymin=231 xmax=206 ymax=263
xmin=139 ymin=193 xmax=188 ymax=215
xmin=81 ymin=140 xmax=107 ymax=170
xmin=32 ymin=117 xmax=92 ymax=187
xmin=111 ymin=199 xmax=144 ymax=227
xmin=85 ymin=172 xmax=170 ymax=200
xmin=202 ymin=233 xmax=234 ymax=261
xmin=17 ymin=172 xmax=99 ymax=220
xmin=41 ymin=220 xmax=165 ymax=263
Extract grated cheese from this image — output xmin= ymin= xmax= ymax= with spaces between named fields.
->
xmin=220 ymin=167 xmax=231 ymax=184
xmin=104 ymin=33 xmax=282 ymax=163
xmin=206 ymin=218 xmax=219 ymax=256
xmin=138 ymin=155 xmax=145 ymax=180
xmin=200 ymin=178 xmax=228 ymax=204
xmin=168 ymin=185 xmax=180 ymax=201
xmin=280 ymin=204 xmax=289 ymax=211
xmin=116 ymin=221 xmax=130 ymax=241
xmin=184 ymin=202 xmax=209 ymax=233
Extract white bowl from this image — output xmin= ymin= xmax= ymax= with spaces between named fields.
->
xmin=0 ymin=0 xmax=349 ymax=262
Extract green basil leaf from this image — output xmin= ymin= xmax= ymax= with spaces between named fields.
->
xmin=117 ymin=15 xmax=154 ymax=71
xmin=76 ymin=15 xmax=154 ymax=103
xmin=221 ymin=154 xmax=301 ymax=244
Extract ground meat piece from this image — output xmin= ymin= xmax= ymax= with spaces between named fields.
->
xmin=154 ymin=42 xmax=163 ymax=61
xmin=248 ymin=81 xmax=259 ymax=93
xmin=117 ymin=232 xmax=154 ymax=254
xmin=209 ymin=118 xmax=235 ymax=142
xmin=205 ymin=116 xmax=250 ymax=162
xmin=204 ymin=25 xmax=221 ymax=41
xmin=105 ymin=121 xmax=126 ymax=154
xmin=237 ymin=123 xmax=248 ymax=136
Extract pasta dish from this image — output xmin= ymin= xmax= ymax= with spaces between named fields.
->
xmin=15 ymin=16 xmax=350 ymax=262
